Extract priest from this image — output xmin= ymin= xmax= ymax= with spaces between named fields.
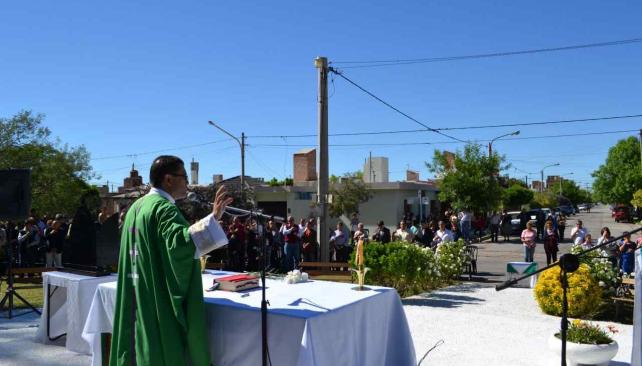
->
xmin=110 ymin=155 xmax=232 ymax=366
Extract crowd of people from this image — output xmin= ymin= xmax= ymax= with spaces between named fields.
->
xmin=0 ymin=211 xmax=71 ymax=269
xmin=513 ymin=212 xmax=641 ymax=277
xmin=4 ymin=205 xmax=640 ymax=277
xmin=212 ymin=209 xmax=473 ymax=274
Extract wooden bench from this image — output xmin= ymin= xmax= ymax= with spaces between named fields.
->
xmin=3 ymin=267 xmax=55 ymax=289
xmin=612 ymin=277 xmax=635 ymax=321
xmin=299 ymin=262 xmax=353 ymax=283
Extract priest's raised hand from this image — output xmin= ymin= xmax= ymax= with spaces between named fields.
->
xmin=212 ymin=185 xmax=234 ymax=220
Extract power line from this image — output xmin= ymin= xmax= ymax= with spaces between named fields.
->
xmin=91 ymin=138 xmax=233 ymax=161
xmin=436 ymin=114 xmax=642 ymax=131
xmin=245 ymin=113 xmax=642 ymax=139
xmin=327 ymin=68 xmax=469 ymax=143
xmin=249 ymin=128 xmax=638 ymax=149
xmin=331 ymin=37 xmax=642 ymax=69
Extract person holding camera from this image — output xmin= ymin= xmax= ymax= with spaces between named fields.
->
xmin=17 ymin=217 xmax=42 ymax=266
xmin=44 ymin=220 xmax=65 ymax=268
xmin=371 ymin=220 xmax=391 ymax=243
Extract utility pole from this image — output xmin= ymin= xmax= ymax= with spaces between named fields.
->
xmin=418 ymin=190 xmax=423 ymax=222
xmin=369 ymin=151 xmax=373 ymax=182
xmin=208 ymin=121 xmax=245 ymax=203
xmin=315 ymin=56 xmax=330 ymax=262
xmin=639 ymin=129 xmax=642 ymax=172
xmin=241 ymin=132 xmax=246 ymax=202
xmin=560 ymin=177 xmax=563 ymax=196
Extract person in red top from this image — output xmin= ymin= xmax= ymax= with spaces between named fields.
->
xmin=280 ymin=216 xmax=300 ymax=271
xmin=301 ymin=219 xmax=317 ymax=262
xmin=228 ymin=216 xmax=246 ymax=270
xmin=473 ymin=214 xmax=486 ymax=243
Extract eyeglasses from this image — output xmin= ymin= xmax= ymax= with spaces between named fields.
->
xmin=169 ymin=173 xmax=188 ymax=182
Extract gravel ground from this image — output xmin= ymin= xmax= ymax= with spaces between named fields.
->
xmin=404 ymin=282 xmax=633 ymax=366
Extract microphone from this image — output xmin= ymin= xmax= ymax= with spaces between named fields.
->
xmin=186 ymin=192 xmax=284 ymax=222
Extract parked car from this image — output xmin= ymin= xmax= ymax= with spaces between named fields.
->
xmin=557 ymin=205 xmax=574 ymax=216
xmin=541 ymin=208 xmax=552 ymax=218
xmin=578 ymin=203 xmax=588 ymax=211
xmin=614 ymin=206 xmax=631 ymax=223
xmin=508 ymin=210 xmax=539 ymax=234
xmin=507 ymin=211 xmax=521 ymax=234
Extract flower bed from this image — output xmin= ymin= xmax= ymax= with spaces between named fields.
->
xmin=350 ymin=240 xmax=467 ymax=297
xmin=569 ymin=244 xmax=619 ymax=296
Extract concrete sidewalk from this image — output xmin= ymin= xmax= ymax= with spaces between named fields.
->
xmin=0 ymin=312 xmax=90 ymax=366
xmin=404 ymin=283 xmax=633 ymax=366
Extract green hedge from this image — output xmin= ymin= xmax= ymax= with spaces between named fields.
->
xmin=349 ymin=240 xmax=467 ymax=297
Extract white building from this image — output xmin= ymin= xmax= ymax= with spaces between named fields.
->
xmin=363 ymin=156 xmax=389 ymax=183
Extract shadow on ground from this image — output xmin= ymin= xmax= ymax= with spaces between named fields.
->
xmin=403 ymin=283 xmax=486 ymax=308
xmin=403 ymin=293 xmax=485 ymax=308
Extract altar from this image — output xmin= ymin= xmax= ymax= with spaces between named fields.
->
xmin=82 ymin=271 xmax=416 ymax=366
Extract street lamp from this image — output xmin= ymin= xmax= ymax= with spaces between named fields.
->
xmin=488 ymin=130 xmax=520 ymax=156
xmin=559 ymin=172 xmax=574 ymax=196
xmin=540 ymin=163 xmax=560 ymax=192
xmin=208 ymin=121 xmax=245 ymax=202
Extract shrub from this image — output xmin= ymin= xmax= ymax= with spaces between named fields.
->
xmin=349 ymin=240 xmax=468 ymax=297
xmin=351 ymin=242 xmax=440 ymax=297
xmin=534 ymin=264 xmax=603 ymax=317
xmin=569 ymin=244 xmax=619 ymax=296
xmin=436 ymin=239 xmax=467 ymax=281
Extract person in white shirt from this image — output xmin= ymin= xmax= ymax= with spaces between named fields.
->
xmin=489 ymin=212 xmax=501 ymax=242
xmin=298 ymin=218 xmax=306 ymax=238
xmin=459 ymin=210 xmax=472 ymax=242
xmin=353 ymin=222 xmax=368 ymax=243
xmin=580 ymin=233 xmax=595 ymax=250
xmin=432 ymin=221 xmax=454 ymax=248
xmin=393 ymin=221 xmax=414 ymax=243
xmin=570 ymin=220 xmax=588 ymax=245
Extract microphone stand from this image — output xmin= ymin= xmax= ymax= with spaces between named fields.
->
xmin=496 ymin=225 xmax=642 ymax=366
xmin=187 ymin=192 xmax=273 ymax=365
xmin=250 ymin=206 xmax=269 ymax=366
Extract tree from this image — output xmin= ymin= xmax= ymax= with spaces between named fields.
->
xmin=631 ymin=189 xmax=642 ymax=208
xmin=500 ymin=176 xmax=527 ymax=188
xmin=554 ymin=179 xmax=585 ymax=204
xmin=531 ymin=191 xmax=557 ymax=209
xmin=267 ymin=177 xmax=293 ymax=187
xmin=592 ymin=136 xmax=642 ymax=204
xmin=502 ymin=184 xmax=534 ymax=209
xmin=0 ymin=111 xmax=95 ymax=215
xmin=427 ymin=143 xmax=507 ymax=213
xmin=327 ymin=174 xmax=372 ymax=218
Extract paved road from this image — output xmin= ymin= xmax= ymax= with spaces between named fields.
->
xmin=471 ymin=204 xmax=640 ymax=286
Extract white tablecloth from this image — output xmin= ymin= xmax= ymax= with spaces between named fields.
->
xmin=82 ymin=271 xmax=416 ymax=366
xmin=34 ymin=271 xmax=117 ymax=354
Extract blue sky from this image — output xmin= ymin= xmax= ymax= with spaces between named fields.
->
xmin=2 ymin=1 xmax=641 ymax=191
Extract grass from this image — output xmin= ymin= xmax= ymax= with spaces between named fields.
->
xmin=0 ymin=280 xmax=44 ymax=309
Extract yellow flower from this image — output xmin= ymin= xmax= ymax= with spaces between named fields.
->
xmin=572 ymin=319 xmax=582 ymax=327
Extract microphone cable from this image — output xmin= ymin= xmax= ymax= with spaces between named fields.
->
xmin=417 ymin=339 xmax=444 ymax=366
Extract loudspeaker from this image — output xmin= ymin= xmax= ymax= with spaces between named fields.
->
xmin=0 ymin=169 xmax=31 ymax=221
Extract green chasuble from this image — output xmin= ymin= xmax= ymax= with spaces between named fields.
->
xmin=110 ymin=193 xmax=211 ymax=366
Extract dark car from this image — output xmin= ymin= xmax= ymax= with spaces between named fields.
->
xmin=557 ymin=205 xmax=574 ymax=216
